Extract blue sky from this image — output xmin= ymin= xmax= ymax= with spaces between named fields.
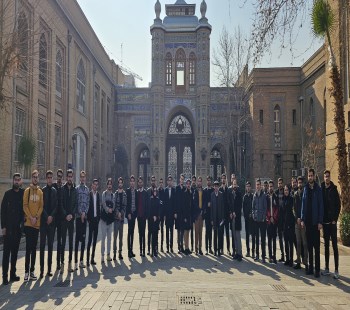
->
xmin=76 ymin=0 xmax=322 ymax=87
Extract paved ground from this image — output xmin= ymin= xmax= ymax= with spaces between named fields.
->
xmin=0 ymin=221 xmax=350 ymax=310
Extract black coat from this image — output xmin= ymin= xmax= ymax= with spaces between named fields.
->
xmin=211 ymin=191 xmax=225 ymax=228
xmin=52 ymin=183 xmax=63 ymax=222
xmin=203 ymin=187 xmax=214 ymax=220
xmin=163 ymin=187 xmax=176 ymax=224
xmin=126 ymin=187 xmax=138 ymax=219
xmin=136 ymin=189 xmax=149 ymax=219
xmin=158 ymin=187 xmax=166 ymax=218
xmin=182 ymin=189 xmax=193 ymax=230
xmin=219 ymin=186 xmax=230 ymax=220
xmin=321 ymin=181 xmax=341 ymax=223
xmin=1 ymin=187 xmax=24 ymax=235
xmin=62 ymin=183 xmax=77 ymax=220
xmin=41 ymin=185 xmax=58 ymax=227
xmin=87 ymin=191 xmax=101 ymax=222
xmin=283 ymin=195 xmax=295 ymax=230
xmin=242 ymin=192 xmax=253 ymax=219
xmin=175 ymin=184 xmax=185 ymax=229
xmin=230 ymin=188 xmax=243 ymax=231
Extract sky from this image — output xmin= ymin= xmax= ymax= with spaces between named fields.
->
xmin=76 ymin=0 xmax=323 ymax=87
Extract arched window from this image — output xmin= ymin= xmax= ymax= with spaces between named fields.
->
xmin=165 ymin=53 xmax=172 ymax=86
xmin=138 ymin=148 xmax=150 ymax=186
xmin=56 ymin=50 xmax=63 ymax=98
xmin=274 ymin=105 xmax=280 ymax=135
xmin=18 ymin=12 xmax=29 ymax=71
xmin=175 ymin=49 xmax=185 ymax=87
xmin=189 ymin=52 xmax=196 ymax=85
xmin=76 ymin=59 xmax=86 ymax=114
xmin=39 ymin=34 xmax=48 ymax=87
xmin=210 ymin=148 xmax=224 ymax=182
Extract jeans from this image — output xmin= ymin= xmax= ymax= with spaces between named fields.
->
xmin=205 ymin=217 xmax=213 ymax=251
xmin=138 ymin=218 xmax=146 ymax=255
xmin=127 ymin=216 xmax=136 ymax=253
xmin=323 ymin=222 xmax=339 ymax=271
xmin=165 ymin=218 xmax=174 ymax=251
xmin=39 ymin=224 xmax=55 ymax=273
xmin=113 ymin=220 xmax=124 ymax=254
xmin=75 ymin=218 xmax=87 ymax=263
xmin=295 ymin=223 xmax=308 ymax=265
xmin=306 ymin=224 xmax=320 ymax=272
xmin=231 ymin=220 xmax=242 ymax=256
xmin=254 ymin=221 xmax=266 ymax=258
xmin=54 ymin=221 xmax=62 ymax=266
xmin=24 ymin=226 xmax=39 ymax=273
xmin=284 ymin=227 xmax=294 ymax=263
xmin=61 ymin=219 xmax=74 ymax=263
xmin=267 ymin=223 xmax=277 ymax=259
xmin=213 ymin=225 xmax=224 ymax=254
xmin=2 ymin=230 xmax=21 ymax=279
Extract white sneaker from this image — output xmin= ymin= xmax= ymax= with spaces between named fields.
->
xmin=30 ymin=272 xmax=37 ymax=280
xmin=334 ymin=271 xmax=340 ymax=279
xmin=79 ymin=261 xmax=86 ymax=268
xmin=24 ymin=273 xmax=29 ymax=282
xmin=60 ymin=263 xmax=64 ymax=274
xmin=321 ymin=268 xmax=330 ymax=276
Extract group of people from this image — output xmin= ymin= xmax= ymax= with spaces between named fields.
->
xmin=1 ymin=167 xmax=341 ymax=286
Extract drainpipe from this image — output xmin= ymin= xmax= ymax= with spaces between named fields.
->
xmin=66 ymin=30 xmax=72 ymax=170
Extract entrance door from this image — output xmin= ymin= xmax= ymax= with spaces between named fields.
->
xmin=166 ymin=114 xmax=195 ymax=183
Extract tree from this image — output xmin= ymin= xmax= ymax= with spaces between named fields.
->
xmin=212 ymin=26 xmax=251 ymax=180
xmin=17 ymin=133 xmax=36 ymax=176
xmin=311 ymin=0 xmax=350 ymax=215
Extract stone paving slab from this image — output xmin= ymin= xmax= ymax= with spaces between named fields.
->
xmin=0 ymin=222 xmax=350 ymax=309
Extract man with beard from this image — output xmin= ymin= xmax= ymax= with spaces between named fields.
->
xmin=293 ymin=176 xmax=308 ymax=271
xmin=113 ymin=177 xmax=127 ymax=260
xmin=301 ymin=168 xmax=324 ymax=278
xmin=230 ymin=180 xmax=243 ymax=261
xmin=242 ymin=181 xmax=254 ymax=258
xmin=147 ymin=176 xmax=157 ymax=255
xmin=1 ymin=173 xmax=24 ymax=285
xmin=190 ymin=175 xmax=197 ymax=252
xmin=137 ymin=177 xmax=149 ymax=257
xmin=175 ymin=174 xmax=185 ymax=253
xmin=40 ymin=170 xmax=58 ymax=278
xmin=126 ymin=175 xmax=138 ymax=258
xmin=193 ymin=176 xmax=204 ymax=255
xmin=53 ymin=169 xmax=64 ymax=271
xmin=60 ymin=169 xmax=77 ymax=273
xmin=211 ymin=180 xmax=225 ymax=256
xmin=149 ymin=188 xmax=161 ymax=257
xmin=75 ymin=171 xmax=89 ymax=270
xmin=182 ymin=179 xmax=193 ymax=255
xmin=275 ymin=178 xmax=285 ymax=262
xmin=23 ymin=170 xmax=44 ymax=281
xmin=164 ymin=175 xmax=175 ymax=253
xmin=266 ymin=181 xmax=279 ymax=264
xmin=158 ymin=178 xmax=166 ymax=253
xmin=321 ymin=170 xmax=341 ymax=279
xmin=203 ymin=176 xmax=214 ymax=255
xmin=219 ymin=174 xmax=232 ymax=256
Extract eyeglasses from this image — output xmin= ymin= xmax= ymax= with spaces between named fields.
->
xmin=32 ymin=176 xmax=38 ymax=179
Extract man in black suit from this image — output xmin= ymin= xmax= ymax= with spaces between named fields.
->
xmin=175 ymin=174 xmax=185 ymax=253
xmin=158 ymin=178 xmax=166 ymax=252
xmin=126 ymin=175 xmax=138 ymax=258
xmin=164 ymin=175 xmax=176 ymax=253
xmin=203 ymin=176 xmax=214 ymax=255
xmin=220 ymin=173 xmax=232 ymax=255
xmin=147 ymin=175 xmax=157 ymax=255
xmin=137 ymin=176 xmax=149 ymax=257
xmin=86 ymin=179 xmax=100 ymax=266
xmin=211 ymin=180 xmax=225 ymax=256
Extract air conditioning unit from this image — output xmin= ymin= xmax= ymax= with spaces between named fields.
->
xmin=291 ymin=170 xmax=298 ymax=177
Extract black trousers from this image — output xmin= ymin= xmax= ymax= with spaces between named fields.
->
xmin=138 ymin=218 xmax=146 ymax=255
xmin=54 ymin=220 xmax=62 ymax=266
xmin=306 ymin=224 xmax=320 ymax=272
xmin=127 ymin=216 xmax=136 ymax=253
xmin=150 ymin=220 xmax=159 ymax=255
xmin=24 ymin=226 xmax=39 ymax=273
xmin=224 ymin=219 xmax=232 ymax=253
xmin=254 ymin=221 xmax=266 ymax=258
xmin=159 ymin=218 xmax=165 ymax=250
xmin=75 ymin=218 xmax=87 ymax=263
xmin=190 ymin=222 xmax=194 ymax=250
xmin=267 ymin=223 xmax=277 ymax=259
xmin=147 ymin=219 xmax=152 ymax=253
xmin=61 ymin=219 xmax=74 ymax=263
xmin=284 ymin=227 xmax=294 ymax=263
xmin=177 ymin=228 xmax=184 ymax=251
xmin=2 ymin=230 xmax=21 ymax=279
xmin=205 ymin=217 xmax=213 ymax=251
xmin=323 ymin=223 xmax=339 ymax=270
xmin=39 ymin=224 xmax=55 ymax=273
xmin=244 ymin=218 xmax=251 ymax=252
xmin=213 ymin=225 xmax=224 ymax=254
xmin=165 ymin=219 xmax=174 ymax=251
xmin=277 ymin=224 xmax=284 ymax=257
xmin=87 ymin=219 xmax=99 ymax=261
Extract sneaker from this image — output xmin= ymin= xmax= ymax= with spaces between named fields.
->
xmin=60 ymin=263 xmax=65 ymax=274
xmin=321 ymin=268 xmax=330 ymax=276
xmin=24 ymin=273 xmax=29 ymax=282
xmin=30 ymin=272 xmax=37 ymax=280
xmin=79 ymin=261 xmax=85 ymax=268
xmin=333 ymin=271 xmax=340 ymax=279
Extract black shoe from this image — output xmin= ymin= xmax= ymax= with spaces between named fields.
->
xmin=132 ymin=252 xmax=136 ymax=258
xmin=91 ymin=260 xmax=96 ymax=265
xmin=46 ymin=272 xmax=53 ymax=277
xmin=306 ymin=269 xmax=314 ymax=275
xmin=119 ymin=253 xmax=123 ymax=260
xmin=147 ymin=252 xmax=151 ymax=256
xmin=128 ymin=252 xmax=132 ymax=258
xmin=262 ymin=257 xmax=266 ymax=263
xmin=56 ymin=265 xmax=61 ymax=271
xmin=209 ymin=249 xmax=213 ymax=255
xmin=284 ymin=260 xmax=290 ymax=266
xmin=233 ymin=254 xmax=239 ymax=260
xmin=315 ymin=271 xmax=320 ymax=278
xmin=161 ymin=247 xmax=164 ymax=253
xmin=279 ymin=256 xmax=285 ymax=262
xmin=289 ymin=261 xmax=294 ymax=267
xmin=254 ymin=256 xmax=259 ymax=261
xmin=87 ymin=260 xmax=90 ymax=267
xmin=113 ymin=254 xmax=116 ymax=261
xmin=40 ymin=272 xmax=44 ymax=279
xmin=273 ymin=259 xmax=277 ymax=264
xmin=198 ymin=250 xmax=203 ymax=255
xmin=170 ymin=248 xmax=174 ymax=253
xmin=246 ymin=251 xmax=250 ymax=257
xmin=2 ymin=278 xmax=9 ymax=285
xmin=10 ymin=274 xmax=20 ymax=282
xmin=294 ymin=263 xmax=301 ymax=270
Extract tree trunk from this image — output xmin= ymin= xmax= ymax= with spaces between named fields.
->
xmin=329 ymin=65 xmax=350 ymax=213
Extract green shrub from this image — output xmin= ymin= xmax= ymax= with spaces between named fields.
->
xmin=340 ymin=212 xmax=350 ymax=246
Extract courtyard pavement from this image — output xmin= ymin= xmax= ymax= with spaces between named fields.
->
xmin=0 ymin=221 xmax=349 ymax=309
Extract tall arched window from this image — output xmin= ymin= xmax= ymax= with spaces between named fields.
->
xmin=18 ymin=12 xmax=29 ymax=71
xmin=138 ymin=148 xmax=150 ymax=186
xmin=175 ymin=49 xmax=186 ymax=88
xmin=76 ymin=59 xmax=86 ymax=114
xmin=56 ymin=50 xmax=63 ymax=98
xmin=39 ymin=33 xmax=48 ymax=87
xmin=165 ymin=53 xmax=172 ymax=86
xmin=274 ymin=105 xmax=280 ymax=135
xmin=189 ymin=52 xmax=196 ymax=85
